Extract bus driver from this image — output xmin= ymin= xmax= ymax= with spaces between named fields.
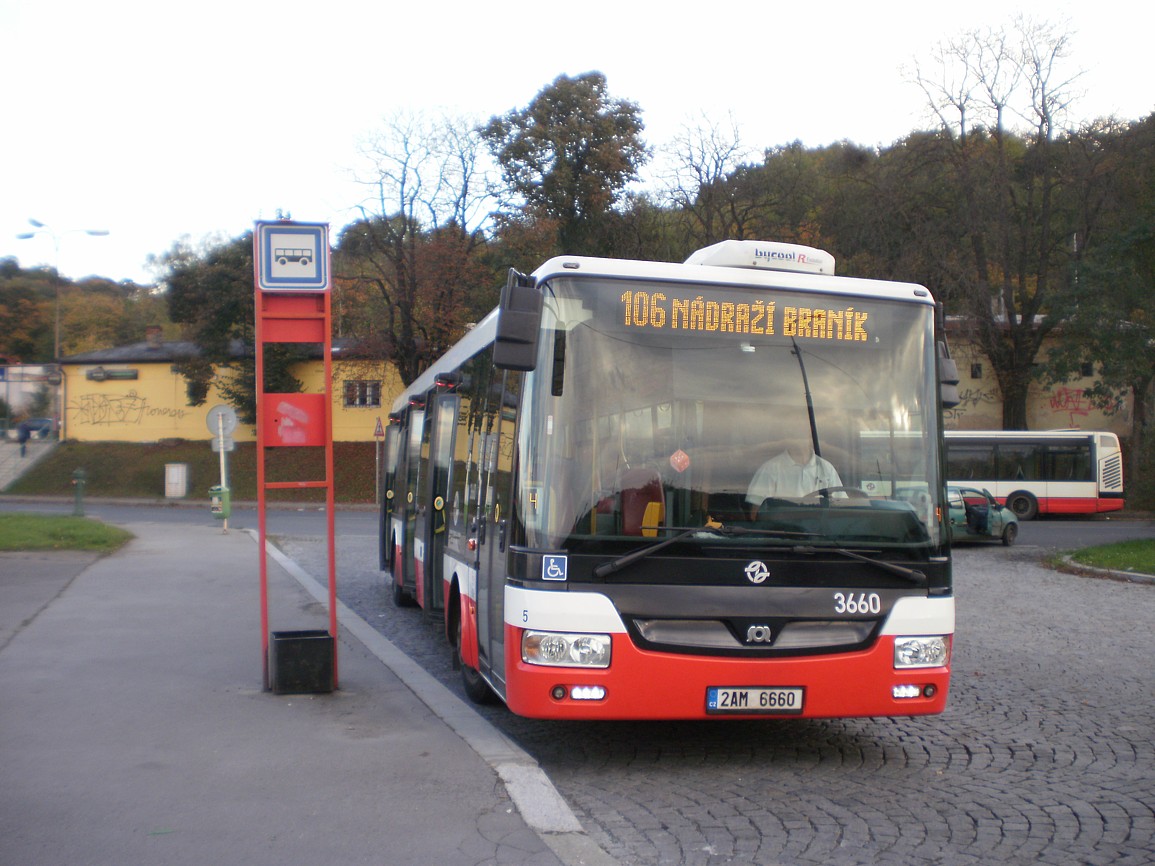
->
xmin=746 ymin=423 xmax=843 ymax=517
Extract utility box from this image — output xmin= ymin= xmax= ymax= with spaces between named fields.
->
xmin=269 ymin=630 xmax=334 ymax=694
xmin=209 ymin=485 xmax=231 ymax=519
xmin=165 ymin=463 xmax=189 ymax=498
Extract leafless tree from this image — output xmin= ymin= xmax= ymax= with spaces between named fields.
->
xmin=907 ymin=16 xmax=1083 ymax=429
xmin=339 ymin=111 xmax=496 ymax=385
xmin=658 ymin=113 xmax=753 ymax=247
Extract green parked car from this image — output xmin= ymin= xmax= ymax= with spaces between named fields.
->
xmin=947 ymin=486 xmax=1019 ymax=546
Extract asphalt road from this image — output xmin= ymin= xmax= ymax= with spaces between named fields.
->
xmin=275 ymin=521 xmax=1155 ymax=866
xmin=5 ymin=499 xmax=1154 ymax=865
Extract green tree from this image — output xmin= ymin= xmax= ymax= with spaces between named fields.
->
xmin=59 ymin=277 xmax=172 ymax=356
xmin=1039 ymin=114 xmax=1155 ymax=490
xmin=0 ymin=261 xmax=167 ymax=362
xmin=160 ymin=233 xmax=302 ymax=423
xmin=481 ymin=72 xmax=649 ymax=255
xmin=0 ymin=259 xmax=54 ymax=362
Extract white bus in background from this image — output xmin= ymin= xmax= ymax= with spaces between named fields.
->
xmin=944 ymin=430 xmax=1125 ymax=520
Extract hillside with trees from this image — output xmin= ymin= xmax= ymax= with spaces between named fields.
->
xmin=8 ymin=21 xmax=1154 ymax=492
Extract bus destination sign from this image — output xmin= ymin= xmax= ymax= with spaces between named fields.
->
xmin=618 ymin=289 xmax=872 ymax=343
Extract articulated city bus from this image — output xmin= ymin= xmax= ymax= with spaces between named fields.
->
xmin=380 ymin=240 xmax=960 ymax=720
xmin=944 ymin=430 xmax=1125 ymax=520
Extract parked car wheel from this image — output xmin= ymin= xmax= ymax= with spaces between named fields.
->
xmin=1002 ymin=522 xmax=1018 ymax=546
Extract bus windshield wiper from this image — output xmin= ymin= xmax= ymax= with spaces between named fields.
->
xmin=592 ymin=524 xmax=809 ymax=579
xmin=791 ymin=545 xmax=926 ymax=585
xmin=593 ymin=528 xmax=706 ymax=579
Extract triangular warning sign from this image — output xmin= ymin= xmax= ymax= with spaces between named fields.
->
xmin=374 ymin=417 xmax=385 ymax=438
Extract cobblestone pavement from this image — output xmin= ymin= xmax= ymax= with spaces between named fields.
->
xmin=278 ymin=532 xmax=1155 ymax=866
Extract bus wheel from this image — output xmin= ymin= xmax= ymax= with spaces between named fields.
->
xmin=1002 ymin=522 xmax=1018 ymax=546
xmin=1006 ymin=491 xmax=1038 ymax=521
xmin=456 ymin=614 xmax=496 ymax=705
xmin=391 ymin=576 xmax=415 ymax=607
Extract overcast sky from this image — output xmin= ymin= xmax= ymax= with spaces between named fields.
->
xmin=1 ymin=0 xmax=1151 ymax=285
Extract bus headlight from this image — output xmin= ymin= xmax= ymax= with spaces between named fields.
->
xmin=894 ymin=636 xmax=950 ymax=668
xmin=522 ymin=631 xmax=611 ymax=668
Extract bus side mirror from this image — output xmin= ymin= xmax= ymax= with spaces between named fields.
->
xmin=492 ymin=269 xmax=542 ymax=371
xmin=937 ymin=341 xmax=960 ymax=409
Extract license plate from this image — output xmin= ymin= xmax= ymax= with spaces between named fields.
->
xmin=706 ymin=686 xmax=804 ymax=715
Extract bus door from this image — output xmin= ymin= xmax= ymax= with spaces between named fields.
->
xmin=475 ymin=372 xmax=519 ymax=693
xmin=379 ymin=421 xmax=402 ymax=572
xmin=401 ymin=408 xmax=427 ymax=602
xmin=419 ymin=392 xmax=459 ymax=619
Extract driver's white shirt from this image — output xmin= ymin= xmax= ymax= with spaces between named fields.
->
xmin=745 ymin=450 xmax=843 ymax=505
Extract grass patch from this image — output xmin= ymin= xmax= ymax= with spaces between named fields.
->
xmin=0 ymin=512 xmax=134 ymax=552
xmin=1069 ymin=539 xmax=1155 ymax=575
xmin=4 ymin=441 xmax=378 ymax=503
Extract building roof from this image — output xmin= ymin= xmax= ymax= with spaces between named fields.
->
xmin=60 ymin=337 xmax=367 ymax=365
xmin=60 ymin=339 xmax=249 ymax=364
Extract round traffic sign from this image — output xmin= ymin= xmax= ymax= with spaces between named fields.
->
xmin=206 ymin=404 xmax=238 ymax=436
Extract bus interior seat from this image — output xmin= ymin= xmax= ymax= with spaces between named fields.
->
xmin=619 ymin=468 xmax=665 ymax=537
xmin=965 ymin=498 xmax=989 ymax=533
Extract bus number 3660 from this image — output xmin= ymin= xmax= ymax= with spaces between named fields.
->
xmin=833 ymin=592 xmax=882 ymax=614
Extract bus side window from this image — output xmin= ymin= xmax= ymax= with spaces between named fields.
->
xmin=456 ymin=352 xmax=492 ymax=531
xmin=490 ymin=371 xmax=522 ymax=534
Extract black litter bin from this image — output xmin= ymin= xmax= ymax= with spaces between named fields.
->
xmin=269 ymin=630 xmax=334 ymax=694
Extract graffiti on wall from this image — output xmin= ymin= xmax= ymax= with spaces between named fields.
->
xmin=1048 ymin=387 xmax=1094 ymax=426
xmin=1047 ymin=386 xmax=1128 ymax=427
xmin=944 ymin=385 xmax=1000 ymax=424
xmin=946 ymin=381 xmax=1130 ymax=430
xmin=70 ymin=391 xmax=190 ymax=426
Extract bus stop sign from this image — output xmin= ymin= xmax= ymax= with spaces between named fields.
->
xmin=255 ymin=221 xmax=330 ymax=292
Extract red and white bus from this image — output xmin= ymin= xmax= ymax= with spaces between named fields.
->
xmin=381 ymin=240 xmax=959 ymax=720
xmin=944 ymin=430 xmax=1125 ymax=520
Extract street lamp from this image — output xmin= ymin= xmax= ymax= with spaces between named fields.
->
xmin=15 ymin=219 xmax=108 ymax=442
xmin=16 ymin=218 xmax=110 ymax=361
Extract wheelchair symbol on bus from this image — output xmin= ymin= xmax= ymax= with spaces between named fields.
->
xmin=543 ymin=555 xmax=567 ymax=581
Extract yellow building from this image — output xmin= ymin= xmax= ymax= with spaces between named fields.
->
xmin=60 ymin=335 xmax=405 ymax=444
xmin=945 ymin=330 xmax=1131 ymax=438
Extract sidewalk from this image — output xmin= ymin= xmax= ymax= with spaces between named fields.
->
xmin=0 ymin=522 xmax=609 ymax=866
xmin=0 ymin=437 xmax=57 ymax=492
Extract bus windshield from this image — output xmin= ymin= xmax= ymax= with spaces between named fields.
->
xmin=516 ymin=276 xmax=946 ymax=551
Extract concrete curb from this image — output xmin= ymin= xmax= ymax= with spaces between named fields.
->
xmin=258 ymin=533 xmax=619 ymax=866
xmin=1058 ymin=555 xmax=1155 ymax=586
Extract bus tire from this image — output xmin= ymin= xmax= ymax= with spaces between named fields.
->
xmin=1006 ymin=491 xmax=1038 ymax=521
xmin=391 ymin=576 xmax=416 ymax=607
xmin=456 ymin=611 xmax=496 ymax=705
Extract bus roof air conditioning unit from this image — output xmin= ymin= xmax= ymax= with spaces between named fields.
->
xmin=685 ymin=240 xmax=836 ymax=275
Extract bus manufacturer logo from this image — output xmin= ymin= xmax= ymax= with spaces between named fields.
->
xmin=746 ymin=625 xmax=773 ymax=643
xmin=745 ymin=561 xmax=770 ymax=584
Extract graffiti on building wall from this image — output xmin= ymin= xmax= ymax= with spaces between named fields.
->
xmin=944 ymin=385 xmax=1000 ymax=424
xmin=1047 ymin=386 xmax=1128 ymax=427
xmin=70 ymin=391 xmax=190 ymax=426
xmin=1048 ymin=387 xmax=1093 ymax=426
xmin=945 ymin=380 xmax=1130 ymax=430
